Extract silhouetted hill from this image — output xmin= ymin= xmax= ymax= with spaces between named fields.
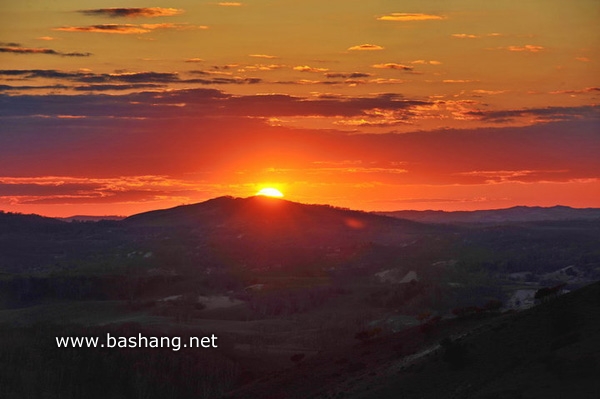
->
xmin=124 ymin=196 xmax=441 ymax=247
xmin=0 ymin=211 xmax=67 ymax=233
xmin=377 ymin=205 xmax=600 ymax=224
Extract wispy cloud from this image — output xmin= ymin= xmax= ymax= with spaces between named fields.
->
xmin=442 ymin=79 xmax=478 ymax=83
xmin=472 ymin=89 xmax=507 ymax=95
xmin=372 ymin=63 xmax=413 ymax=71
xmin=451 ymin=33 xmax=479 ymax=39
xmin=377 ymin=13 xmax=445 ymax=22
xmin=456 ymin=169 xmax=573 ymax=184
xmin=242 ymin=64 xmax=286 ymax=71
xmin=185 ymin=58 xmax=204 ymax=63
xmin=293 ymin=65 xmax=329 ymax=73
xmin=549 ymin=87 xmax=600 ymax=95
xmin=410 ymin=60 xmax=442 ymax=65
xmin=218 ymin=2 xmax=243 ymax=6
xmin=325 ymin=72 xmax=372 ymax=79
xmin=78 ymin=8 xmax=184 ymax=18
xmin=0 ymin=175 xmax=198 ymax=205
xmin=55 ymin=23 xmax=207 ymax=34
xmin=348 ymin=44 xmax=384 ymax=51
xmin=0 ymin=46 xmax=91 ymax=57
xmin=506 ymin=45 xmax=544 ymax=53
xmin=468 ymin=105 xmax=600 ymax=123
xmin=37 ymin=36 xmax=55 ymax=41
xmin=489 ymin=44 xmax=545 ymax=53
xmin=249 ymin=54 xmax=278 ymax=59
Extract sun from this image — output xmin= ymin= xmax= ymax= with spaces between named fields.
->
xmin=256 ymin=187 xmax=284 ymax=198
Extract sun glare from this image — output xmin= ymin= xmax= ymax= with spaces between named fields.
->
xmin=256 ymin=187 xmax=284 ymax=198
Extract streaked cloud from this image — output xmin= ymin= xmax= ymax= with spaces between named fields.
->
xmin=348 ymin=44 xmax=384 ymax=51
xmin=293 ymin=65 xmax=329 ymax=73
xmin=249 ymin=54 xmax=278 ymax=59
xmin=325 ymin=72 xmax=372 ymax=79
xmin=472 ymin=89 xmax=507 ymax=95
xmin=218 ymin=2 xmax=243 ymax=6
xmin=410 ymin=60 xmax=442 ymax=65
xmin=491 ymin=44 xmax=545 ymax=53
xmin=456 ymin=169 xmax=574 ymax=184
xmin=372 ymin=63 xmax=413 ymax=71
xmin=442 ymin=79 xmax=478 ymax=83
xmin=468 ymin=105 xmax=600 ymax=123
xmin=242 ymin=64 xmax=286 ymax=71
xmin=452 ymin=33 xmax=479 ymax=39
xmin=0 ymin=46 xmax=91 ymax=57
xmin=37 ymin=36 xmax=55 ymax=41
xmin=79 ymin=7 xmax=184 ymax=18
xmin=377 ymin=13 xmax=445 ymax=22
xmin=0 ymin=175 xmax=198 ymax=205
xmin=185 ymin=58 xmax=204 ymax=63
xmin=55 ymin=23 xmax=208 ymax=34
xmin=549 ymin=87 xmax=600 ymax=95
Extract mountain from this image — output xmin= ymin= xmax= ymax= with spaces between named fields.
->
xmin=124 ymin=195 xmax=443 ymax=245
xmin=57 ymin=215 xmax=125 ymax=222
xmin=376 ymin=205 xmax=600 ymax=224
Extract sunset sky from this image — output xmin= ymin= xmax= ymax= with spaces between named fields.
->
xmin=1 ymin=0 xmax=599 ymax=217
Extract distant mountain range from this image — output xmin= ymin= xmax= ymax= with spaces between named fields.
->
xmin=376 ymin=205 xmax=600 ymax=224
xmin=57 ymin=215 xmax=125 ymax=222
xmin=53 ymin=202 xmax=600 ymax=225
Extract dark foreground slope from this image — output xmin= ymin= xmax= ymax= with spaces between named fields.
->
xmin=223 ymin=281 xmax=600 ymax=399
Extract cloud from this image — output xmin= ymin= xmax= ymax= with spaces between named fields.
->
xmin=293 ymin=65 xmax=329 ymax=73
xmin=576 ymin=57 xmax=591 ymax=62
xmin=185 ymin=58 xmax=204 ymax=63
xmin=0 ymin=69 xmax=265 ymax=87
xmin=410 ymin=60 xmax=442 ymax=65
xmin=0 ymin=176 xmax=198 ymax=205
xmin=451 ymin=33 xmax=479 ymax=39
xmin=442 ymin=79 xmax=478 ymax=83
xmin=467 ymin=105 xmax=600 ymax=123
xmin=73 ymin=84 xmax=166 ymax=91
xmin=325 ymin=72 xmax=372 ymax=79
xmin=79 ymin=8 xmax=183 ymax=18
xmin=377 ymin=13 xmax=445 ymax=22
xmin=455 ymin=169 xmax=575 ymax=184
xmin=55 ymin=23 xmax=207 ymax=34
xmin=472 ymin=89 xmax=507 ymax=95
xmin=0 ymin=84 xmax=70 ymax=92
xmin=348 ymin=44 xmax=384 ymax=51
xmin=37 ymin=36 xmax=55 ymax=41
xmin=489 ymin=44 xmax=545 ymax=53
xmin=249 ymin=54 xmax=278 ymax=59
xmin=0 ymin=46 xmax=91 ymax=57
xmin=549 ymin=87 xmax=600 ymax=95
xmin=218 ymin=2 xmax=243 ymax=6
xmin=507 ymin=45 xmax=544 ymax=52
xmin=372 ymin=63 xmax=413 ymax=71
xmin=242 ymin=64 xmax=286 ymax=71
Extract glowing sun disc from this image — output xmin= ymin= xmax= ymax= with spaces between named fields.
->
xmin=256 ymin=187 xmax=284 ymax=198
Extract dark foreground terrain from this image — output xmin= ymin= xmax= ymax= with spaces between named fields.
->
xmin=224 ymin=281 xmax=600 ymax=399
xmin=0 ymin=197 xmax=599 ymax=398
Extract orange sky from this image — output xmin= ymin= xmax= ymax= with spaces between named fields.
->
xmin=1 ymin=1 xmax=599 ymax=216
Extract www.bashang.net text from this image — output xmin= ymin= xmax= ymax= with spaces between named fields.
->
xmin=56 ymin=333 xmax=218 ymax=351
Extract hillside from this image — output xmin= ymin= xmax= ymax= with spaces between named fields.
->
xmin=223 ymin=281 xmax=600 ymax=399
